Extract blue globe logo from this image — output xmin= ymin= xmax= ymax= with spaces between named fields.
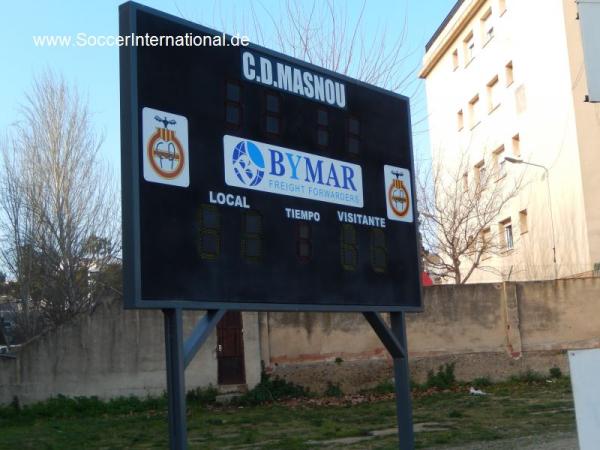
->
xmin=232 ymin=140 xmax=265 ymax=186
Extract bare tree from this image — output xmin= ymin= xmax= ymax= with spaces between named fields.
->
xmin=182 ymin=0 xmax=425 ymax=127
xmin=0 ymin=72 xmax=120 ymax=338
xmin=258 ymin=1 xmax=417 ymax=92
xmin=418 ymin=151 xmax=524 ymax=284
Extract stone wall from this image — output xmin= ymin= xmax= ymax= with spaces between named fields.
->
xmin=0 ymin=299 xmax=261 ymax=405
xmin=262 ymin=278 xmax=600 ymax=391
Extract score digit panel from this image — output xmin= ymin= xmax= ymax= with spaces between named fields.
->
xmin=120 ymin=2 xmax=422 ymax=312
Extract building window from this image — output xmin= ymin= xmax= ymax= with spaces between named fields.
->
xmin=225 ymin=81 xmax=242 ymax=127
xmin=457 ymin=109 xmax=464 ymax=130
xmin=474 ymin=160 xmax=486 ymax=188
xmin=487 ymin=76 xmax=500 ymax=112
xmin=464 ymin=32 xmax=475 ymax=65
xmin=317 ymin=108 xmax=329 ymax=148
xmin=452 ymin=49 xmax=459 ymax=70
xmin=505 ymin=61 xmax=514 ymax=86
xmin=515 ymin=84 xmax=527 ymax=113
xmin=493 ymin=145 xmax=506 ymax=180
xmin=505 ymin=224 xmax=514 ymax=250
xmin=519 ymin=209 xmax=528 ymax=234
xmin=468 ymin=94 xmax=480 ymax=128
xmin=512 ymin=133 xmax=521 ymax=157
xmin=481 ymin=227 xmax=492 ymax=257
xmin=347 ymin=116 xmax=360 ymax=155
xmin=499 ymin=0 xmax=507 ymax=15
xmin=264 ymin=92 xmax=281 ymax=136
xmin=500 ymin=218 xmax=514 ymax=251
xmin=481 ymin=8 xmax=494 ymax=44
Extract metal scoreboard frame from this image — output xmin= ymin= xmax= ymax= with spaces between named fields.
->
xmin=120 ymin=2 xmax=423 ymax=314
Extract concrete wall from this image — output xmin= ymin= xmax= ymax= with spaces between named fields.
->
xmin=263 ymin=278 xmax=600 ymax=392
xmin=2 ymin=278 xmax=598 ymax=403
xmin=0 ymin=299 xmax=261 ymax=405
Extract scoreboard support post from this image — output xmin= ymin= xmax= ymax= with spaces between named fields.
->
xmin=364 ymin=311 xmax=415 ymax=450
xmin=164 ymin=308 xmax=415 ymax=450
xmin=391 ymin=312 xmax=415 ymax=450
xmin=163 ymin=308 xmax=188 ymax=450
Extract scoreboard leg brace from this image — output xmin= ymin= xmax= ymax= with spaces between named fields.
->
xmin=163 ymin=308 xmax=226 ymax=450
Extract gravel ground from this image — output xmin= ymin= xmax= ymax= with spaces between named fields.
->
xmin=428 ymin=431 xmax=579 ymax=450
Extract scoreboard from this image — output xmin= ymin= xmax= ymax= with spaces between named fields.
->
xmin=120 ymin=3 xmax=422 ymax=312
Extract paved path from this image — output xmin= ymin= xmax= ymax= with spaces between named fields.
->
xmin=429 ymin=431 xmax=578 ymax=450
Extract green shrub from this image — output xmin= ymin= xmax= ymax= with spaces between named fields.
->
xmin=549 ymin=367 xmax=562 ymax=379
xmin=371 ymin=380 xmax=395 ymax=394
xmin=334 ymin=357 xmax=344 ymax=365
xmin=472 ymin=377 xmax=492 ymax=388
xmin=324 ymin=382 xmax=343 ymax=398
xmin=10 ymin=396 xmax=20 ymax=412
xmin=234 ymin=372 xmax=309 ymax=406
xmin=187 ymin=385 xmax=218 ymax=405
xmin=425 ymin=363 xmax=457 ymax=389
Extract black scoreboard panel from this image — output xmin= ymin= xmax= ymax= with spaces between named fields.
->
xmin=120 ymin=2 xmax=422 ymax=311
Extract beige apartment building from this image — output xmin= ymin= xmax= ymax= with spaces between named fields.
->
xmin=419 ymin=0 xmax=600 ymax=282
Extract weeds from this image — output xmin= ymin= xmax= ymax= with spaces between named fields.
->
xmin=370 ymin=380 xmax=395 ymax=395
xmin=425 ymin=363 xmax=457 ymax=389
xmin=510 ymin=369 xmax=546 ymax=384
xmin=0 ymin=394 xmax=167 ymax=423
xmin=186 ymin=385 xmax=218 ymax=405
xmin=234 ymin=372 xmax=309 ymax=406
xmin=549 ymin=367 xmax=562 ymax=379
xmin=324 ymin=382 xmax=343 ymax=398
xmin=448 ymin=409 xmax=464 ymax=418
xmin=472 ymin=377 xmax=492 ymax=388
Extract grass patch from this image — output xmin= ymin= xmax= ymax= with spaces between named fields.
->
xmin=0 ymin=377 xmax=576 ymax=449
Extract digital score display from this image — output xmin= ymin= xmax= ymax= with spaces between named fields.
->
xmin=120 ymin=3 xmax=422 ymax=312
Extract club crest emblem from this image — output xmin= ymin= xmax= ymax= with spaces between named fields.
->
xmin=142 ymin=107 xmax=189 ymax=187
xmin=388 ymin=171 xmax=410 ymax=217
xmin=384 ymin=165 xmax=413 ymax=222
